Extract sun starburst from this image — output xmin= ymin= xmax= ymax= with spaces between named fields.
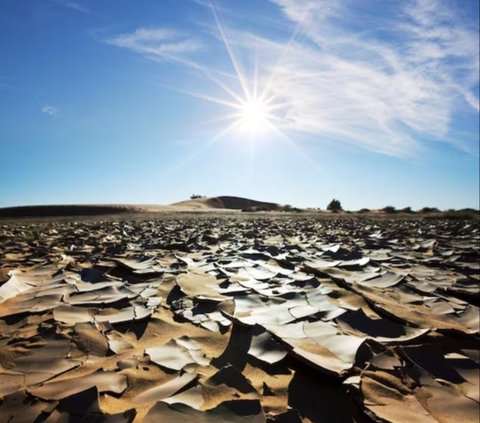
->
xmin=166 ymin=0 xmax=322 ymax=173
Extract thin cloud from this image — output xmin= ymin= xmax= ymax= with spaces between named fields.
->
xmin=270 ymin=0 xmax=340 ymax=26
xmin=51 ymin=0 xmax=90 ymax=14
xmin=262 ymin=0 xmax=479 ymax=155
xmin=41 ymin=105 xmax=60 ymax=117
xmin=102 ymin=0 xmax=478 ymax=157
xmin=104 ymin=27 xmax=205 ymax=60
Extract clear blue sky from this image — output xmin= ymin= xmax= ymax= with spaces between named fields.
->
xmin=1 ymin=0 xmax=478 ymax=210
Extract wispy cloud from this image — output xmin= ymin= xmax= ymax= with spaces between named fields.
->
xmin=104 ymin=27 xmax=204 ymax=60
xmin=271 ymin=0 xmax=340 ymax=26
xmin=50 ymin=0 xmax=90 ymax=14
xmin=400 ymin=0 xmax=479 ymax=110
xmin=102 ymin=0 xmax=479 ymax=157
xmin=41 ymin=105 xmax=60 ymax=117
xmin=263 ymin=0 xmax=479 ymax=156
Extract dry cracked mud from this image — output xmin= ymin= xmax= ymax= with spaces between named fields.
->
xmin=0 ymin=215 xmax=478 ymax=422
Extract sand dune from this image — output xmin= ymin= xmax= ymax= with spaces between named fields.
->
xmin=0 ymin=196 xmax=281 ymax=218
xmin=2 ymin=198 xmax=476 ymax=219
xmin=171 ymin=196 xmax=281 ymax=210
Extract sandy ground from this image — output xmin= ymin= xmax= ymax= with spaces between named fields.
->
xmin=0 ymin=196 xmax=282 ymax=218
xmin=0 ymin=214 xmax=478 ymax=422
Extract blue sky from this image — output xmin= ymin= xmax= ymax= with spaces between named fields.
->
xmin=0 ymin=0 xmax=478 ymax=210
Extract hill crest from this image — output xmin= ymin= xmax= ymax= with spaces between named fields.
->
xmin=171 ymin=196 xmax=281 ymax=210
xmin=0 ymin=196 xmax=282 ymax=218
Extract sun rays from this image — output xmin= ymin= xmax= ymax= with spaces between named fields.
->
xmin=195 ymin=1 xmax=282 ymax=138
xmin=160 ymin=0 xmax=324 ymax=174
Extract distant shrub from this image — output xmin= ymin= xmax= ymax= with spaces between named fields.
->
xmin=420 ymin=207 xmax=440 ymax=213
xmin=190 ymin=194 xmax=205 ymax=199
xmin=281 ymin=205 xmax=302 ymax=213
xmin=438 ymin=209 xmax=480 ymax=220
xmin=327 ymin=199 xmax=343 ymax=213
xmin=358 ymin=208 xmax=370 ymax=214
xmin=382 ymin=206 xmax=396 ymax=214
xmin=399 ymin=207 xmax=413 ymax=213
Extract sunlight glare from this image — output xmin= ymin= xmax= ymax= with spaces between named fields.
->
xmin=238 ymin=98 xmax=270 ymax=134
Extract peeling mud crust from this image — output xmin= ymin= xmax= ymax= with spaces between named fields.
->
xmin=0 ymin=215 xmax=478 ymax=422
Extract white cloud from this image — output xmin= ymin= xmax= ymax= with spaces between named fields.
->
xmin=101 ymin=1 xmax=478 ymax=157
xmin=270 ymin=0 xmax=340 ymax=26
xmin=104 ymin=27 xmax=204 ymax=61
xmin=404 ymin=0 xmax=453 ymax=28
xmin=399 ymin=0 xmax=479 ymax=110
xmin=41 ymin=105 xmax=59 ymax=117
xmin=51 ymin=0 xmax=89 ymax=14
xmin=259 ymin=0 xmax=479 ymax=156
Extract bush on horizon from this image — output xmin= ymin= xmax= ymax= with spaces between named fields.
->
xmin=420 ymin=207 xmax=441 ymax=213
xmin=327 ymin=199 xmax=343 ymax=213
xmin=439 ymin=209 xmax=479 ymax=220
xmin=382 ymin=206 xmax=396 ymax=214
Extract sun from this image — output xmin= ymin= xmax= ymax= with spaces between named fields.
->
xmin=176 ymin=2 xmax=298 ymax=147
xmin=238 ymin=98 xmax=271 ymax=134
xmin=170 ymin=2 xmax=321 ymax=172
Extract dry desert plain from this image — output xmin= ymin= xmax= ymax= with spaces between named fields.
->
xmin=0 ymin=209 xmax=479 ymax=422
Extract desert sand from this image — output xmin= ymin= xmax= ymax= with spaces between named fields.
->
xmin=0 ymin=207 xmax=478 ymax=422
xmin=0 ymin=196 xmax=281 ymax=219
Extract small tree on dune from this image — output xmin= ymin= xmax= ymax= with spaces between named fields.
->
xmin=327 ymin=199 xmax=343 ymax=212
